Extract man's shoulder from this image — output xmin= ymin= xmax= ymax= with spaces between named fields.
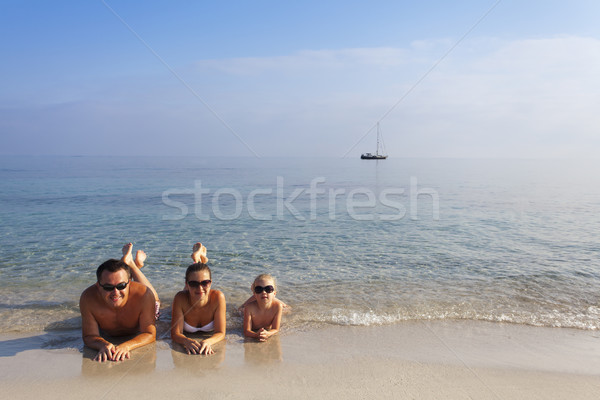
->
xmin=128 ymin=280 xmax=148 ymax=292
xmin=80 ymin=284 xmax=98 ymax=303
xmin=128 ymin=281 xmax=154 ymax=302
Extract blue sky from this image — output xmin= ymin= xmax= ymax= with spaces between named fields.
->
xmin=1 ymin=0 xmax=599 ymax=157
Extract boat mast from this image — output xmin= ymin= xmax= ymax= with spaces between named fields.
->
xmin=376 ymin=122 xmax=381 ymax=156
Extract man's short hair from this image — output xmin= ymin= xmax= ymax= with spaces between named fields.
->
xmin=185 ymin=263 xmax=211 ymax=281
xmin=96 ymin=259 xmax=132 ymax=281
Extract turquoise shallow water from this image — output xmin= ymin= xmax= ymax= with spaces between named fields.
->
xmin=1 ymin=156 xmax=599 ymax=336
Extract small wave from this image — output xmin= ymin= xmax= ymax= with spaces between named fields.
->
xmin=328 ymin=309 xmax=405 ymax=326
xmin=586 ymin=306 xmax=600 ymax=316
xmin=307 ymin=307 xmax=600 ymax=331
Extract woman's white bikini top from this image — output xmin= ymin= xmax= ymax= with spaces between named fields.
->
xmin=183 ymin=320 xmax=214 ymax=333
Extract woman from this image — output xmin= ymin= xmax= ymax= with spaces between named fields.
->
xmin=170 ymin=243 xmax=226 ymax=355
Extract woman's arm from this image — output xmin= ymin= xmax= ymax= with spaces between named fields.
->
xmin=170 ymin=292 xmax=202 ymax=354
xmin=198 ymin=290 xmax=227 ymax=352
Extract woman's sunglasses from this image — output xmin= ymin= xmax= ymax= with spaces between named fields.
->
xmin=187 ymin=280 xmax=212 ymax=288
xmin=100 ymin=282 xmax=129 ymax=291
xmin=254 ymin=285 xmax=274 ymax=294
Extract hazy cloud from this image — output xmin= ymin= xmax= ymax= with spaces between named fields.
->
xmin=2 ymin=36 xmax=599 ymax=157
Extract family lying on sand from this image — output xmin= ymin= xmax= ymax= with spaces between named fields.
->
xmin=79 ymin=242 xmax=286 ymax=362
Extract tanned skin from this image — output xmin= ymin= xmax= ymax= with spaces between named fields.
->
xmin=80 ymin=267 xmax=156 ymax=362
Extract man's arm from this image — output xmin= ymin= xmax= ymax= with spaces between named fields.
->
xmin=80 ymin=290 xmax=116 ymax=362
xmin=111 ymin=290 xmax=157 ymax=361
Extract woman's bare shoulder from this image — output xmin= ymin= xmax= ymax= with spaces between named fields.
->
xmin=172 ymin=290 xmax=189 ymax=304
xmin=210 ymin=289 xmax=226 ymax=302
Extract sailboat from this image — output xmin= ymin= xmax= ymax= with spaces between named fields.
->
xmin=361 ymin=122 xmax=388 ymax=159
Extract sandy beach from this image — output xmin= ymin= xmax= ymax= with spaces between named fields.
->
xmin=1 ymin=320 xmax=599 ymax=399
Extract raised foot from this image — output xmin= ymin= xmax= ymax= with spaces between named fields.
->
xmin=135 ymin=250 xmax=147 ymax=268
xmin=191 ymin=242 xmax=208 ymax=264
xmin=121 ymin=242 xmax=134 ymax=266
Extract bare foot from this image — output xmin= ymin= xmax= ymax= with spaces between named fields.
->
xmin=121 ymin=243 xmax=134 ymax=267
xmin=191 ymin=242 xmax=208 ymax=264
xmin=135 ymin=250 xmax=147 ymax=268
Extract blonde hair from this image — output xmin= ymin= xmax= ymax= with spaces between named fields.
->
xmin=251 ymin=273 xmax=276 ymax=290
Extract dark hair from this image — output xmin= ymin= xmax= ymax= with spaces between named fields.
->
xmin=185 ymin=263 xmax=211 ymax=281
xmin=96 ymin=259 xmax=132 ymax=282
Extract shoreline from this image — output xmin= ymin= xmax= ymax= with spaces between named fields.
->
xmin=1 ymin=320 xmax=599 ymax=399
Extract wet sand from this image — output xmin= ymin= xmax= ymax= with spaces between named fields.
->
xmin=1 ymin=320 xmax=599 ymax=399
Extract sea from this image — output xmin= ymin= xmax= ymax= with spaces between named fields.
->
xmin=1 ymin=156 xmax=599 ymax=346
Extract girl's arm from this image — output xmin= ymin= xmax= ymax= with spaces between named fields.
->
xmin=258 ymin=303 xmax=283 ymax=341
xmin=243 ymin=306 xmax=259 ymax=339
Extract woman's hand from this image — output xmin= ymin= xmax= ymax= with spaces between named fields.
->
xmin=198 ymin=340 xmax=215 ymax=355
xmin=184 ymin=338 xmax=214 ymax=355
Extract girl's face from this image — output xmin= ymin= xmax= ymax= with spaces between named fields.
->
xmin=253 ymin=278 xmax=276 ymax=302
xmin=186 ymin=270 xmax=212 ymax=299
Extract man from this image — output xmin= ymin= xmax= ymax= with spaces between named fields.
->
xmin=80 ymin=257 xmax=156 ymax=362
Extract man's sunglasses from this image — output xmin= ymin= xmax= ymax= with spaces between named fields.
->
xmin=187 ymin=280 xmax=212 ymax=288
xmin=254 ymin=285 xmax=274 ymax=294
xmin=100 ymin=281 xmax=129 ymax=291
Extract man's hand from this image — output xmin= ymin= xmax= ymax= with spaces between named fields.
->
xmin=94 ymin=342 xmax=116 ymax=362
xmin=94 ymin=342 xmax=131 ymax=362
xmin=112 ymin=344 xmax=131 ymax=361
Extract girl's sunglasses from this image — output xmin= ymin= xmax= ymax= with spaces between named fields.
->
xmin=187 ymin=280 xmax=212 ymax=288
xmin=100 ymin=282 xmax=129 ymax=291
xmin=254 ymin=285 xmax=274 ymax=294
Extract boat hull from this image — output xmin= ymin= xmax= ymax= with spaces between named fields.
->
xmin=361 ymin=154 xmax=388 ymax=160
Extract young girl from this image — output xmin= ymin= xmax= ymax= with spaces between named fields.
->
xmin=170 ymin=242 xmax=226 ymax=355
xmin=243 ymin=274 xmax=283 ymax=341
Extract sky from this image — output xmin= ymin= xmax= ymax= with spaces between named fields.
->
xmin=1 ymin=0 xmax=599 ymax=158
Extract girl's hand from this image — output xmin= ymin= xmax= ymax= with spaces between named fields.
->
xmin=258 ymin=328 xmax=269 ymax=342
